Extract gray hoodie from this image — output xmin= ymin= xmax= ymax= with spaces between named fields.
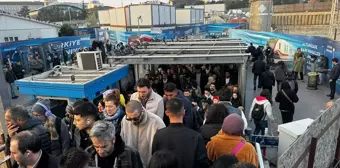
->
xmin=274 ymin=65 xmax=287 ymax=81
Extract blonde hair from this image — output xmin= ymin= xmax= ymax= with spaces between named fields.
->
xmin=44 ymin=115 xmax=59 ymax=140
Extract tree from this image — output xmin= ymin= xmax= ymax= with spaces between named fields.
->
xmin=224 ymin=0 xmax=249 ymax=9
xmin=59 ymin=24 xmax=75 ymax=36
xmin=85 ymin=11 xmax=99 ymax=28
xmin=17 ymin=6 xmax=30 ymax=17
xmin=195 ymin=0 xmax=206 ymax=4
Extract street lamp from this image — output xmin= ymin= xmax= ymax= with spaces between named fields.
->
xmin=137 ymin=16 xmax=142 ymax=32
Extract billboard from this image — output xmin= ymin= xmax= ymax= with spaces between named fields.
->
xmin=229 ymin=29 xmax=340 ymax=92
xmin=0 ymin=36 xmax=91 ymax=71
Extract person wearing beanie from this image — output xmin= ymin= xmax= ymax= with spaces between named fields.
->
xmin=32 ymin=99 xmax=71 ymax=157
xmin=206 ymin=114 xmax=258 ymax=167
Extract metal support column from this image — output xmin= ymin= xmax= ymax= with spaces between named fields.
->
xmin=240 ymin=62 xmax=247 ymax=107
xmin=134 ymin=65 xmax=140 ymax=82
xmin=0 ymin=62 xmax=11 ymax=135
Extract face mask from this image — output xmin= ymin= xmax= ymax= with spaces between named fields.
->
xmin=233 ymin=95 xmax=238 ymax=99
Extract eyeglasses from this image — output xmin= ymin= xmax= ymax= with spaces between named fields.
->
xmin=126 ymin=111 xmax=143 ymax=122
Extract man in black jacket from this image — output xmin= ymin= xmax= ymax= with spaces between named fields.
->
xmin=5 ymin=105 xmax=51 ymax=154
xmin=260 ymin=65 xmax=275 ymax=95
xmin=5 ymin=66 xmax=19 ymax=99
xmin=71 ymin=102 xmax=99 ymax=150
xmin=11 ymin=131 xmax=58 ymax=168
xmin=328 ymin=58 xmax=340 ymax=100
xmin=86 ymin=121 xmax=143 ymax=168
xmin=264 ymin=44 xmax=273 ymax=64
xmin=164 ymin=82 xmax=197 ymax=130
xmin=152 ymin=98 xmax=209 ymax=168
xmin=12 ymin=61 xmax=25 ymax=79
xmin=318 ymin=55 xmax=329 ymax=85
xmin=246 ymin=43 xmax=256 ymax=61
xmin=252 ymin=57 xmax=266 ymax=90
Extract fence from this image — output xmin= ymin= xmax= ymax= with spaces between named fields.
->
xmin=274 ymin=2 xmax=332 ymax=13
xmin=273 ymin=12 xmax=331 ymax=26
xmin=278 ymin=98 xmax=340 ymax=168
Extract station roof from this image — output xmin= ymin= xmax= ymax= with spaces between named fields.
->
xmin=18 ymin=64 xmax=126 ymax=84
xmin=110 ymin=39 xmax=249 ymax=64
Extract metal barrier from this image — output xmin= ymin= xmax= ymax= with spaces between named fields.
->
xmin=255 ymin=142 xmax=265 ymax=168
xmin=290 ymin=111 xmax=340 ymax=168
xmin=0 ymin=134 xmax=11 ymax=168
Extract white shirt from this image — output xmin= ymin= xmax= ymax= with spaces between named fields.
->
xmin=226 ymin=78 xmax=230 ymax=85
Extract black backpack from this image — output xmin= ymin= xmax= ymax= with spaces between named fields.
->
xmin=251 ymin=103 xmax=266 ymax=121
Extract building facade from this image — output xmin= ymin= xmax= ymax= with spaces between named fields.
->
xmin=0 ymin=13 xmax=59 ymax=43
xmin=98 ymin=4 xmax=176 ymax=32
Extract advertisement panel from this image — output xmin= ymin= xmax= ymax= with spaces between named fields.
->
xmin=229 ymin=29 xmax=340 ymax=92
xmin=0 ymin=36 xmax=91 ymax=71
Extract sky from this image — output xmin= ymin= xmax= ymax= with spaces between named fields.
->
xmin=0 ymin=0 xmax=170 ymax=7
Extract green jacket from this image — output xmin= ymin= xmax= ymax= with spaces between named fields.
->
xmin=293 ymin=53 xmax=305 ymax=73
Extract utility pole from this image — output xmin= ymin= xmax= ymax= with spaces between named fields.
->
xmin=68 ymin=7 xmax=72 ymax=25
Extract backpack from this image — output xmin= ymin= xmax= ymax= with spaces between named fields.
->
xmin=251 ymin=103 xmax=266 ymax=121
xmin=287 ymin=80 xmax=295 ymax=92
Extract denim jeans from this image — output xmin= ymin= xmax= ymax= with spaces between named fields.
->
xmin=9 ymin=83 xmax=17 ymax=97
xmin=253 ymin=120 xmax=268 ymax=135
xmin=319 ymin=73 xmax=328 ymax=86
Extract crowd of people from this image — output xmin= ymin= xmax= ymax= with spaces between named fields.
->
xmin=4 ymin=61 xmax=263 ymax=168
xmin=5 ymin=40 xmax=340 ymax=168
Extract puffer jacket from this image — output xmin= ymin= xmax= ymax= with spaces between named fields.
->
xmin=6 ymin=116 xmax=51 ymax=154
xmin=86 ymin=135 xmax=143 ymax=168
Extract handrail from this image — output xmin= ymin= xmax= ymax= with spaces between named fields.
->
xmin=255 ymin=142 xmax=265 ymax=168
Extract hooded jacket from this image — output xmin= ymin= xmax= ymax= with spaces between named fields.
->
xmin=275 ymin=82 xmax=299 ymax=112
xmin=6 ymin=117 xmax=51 ymax=154
xmin=274 ymin=65 xmax=287 ymax=81
xmin=206 ymin=131 xmax=258 ymax=167
xmin=86 ymin=135 xmax=143 ymax=168
xmin=130 ymin=90 xmax=164 ymax=119
xmin=249 ymin=96 xmax=274 ymax=121
xmin=120 ymin=110 xmax=165 ymax=167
